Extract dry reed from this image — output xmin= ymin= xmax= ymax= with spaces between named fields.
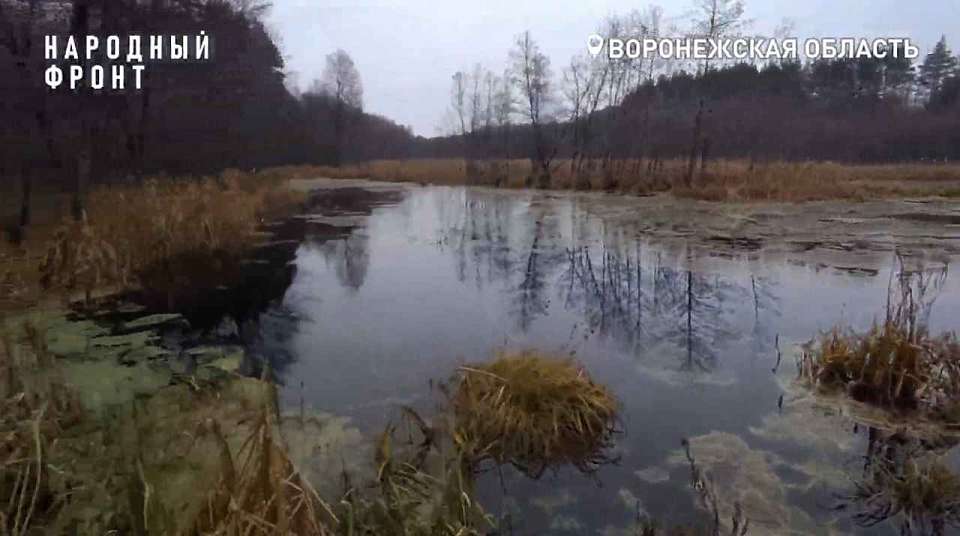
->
xmin=300 ymin=158 xmax=960 ymax=202
xmin=845 ymin=453 xmax=960 ymax=533
xmin=798 ymin=265 xmax=960 ymax=417
xmin=1 ymin=169 xmax=305 ymax=310
xmin=451 ymin=350 xmax=619 ymax=478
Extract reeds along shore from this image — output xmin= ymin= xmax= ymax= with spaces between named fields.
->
xmin=0 ymin=311 xmax=622 ymax=535
xmin=798 ymin=264 xmax=960 ymax=421
xmin=299 ymin=158 xmax=960 ymax=202
xmin=0 ymin=169 xmax=306 ymax=310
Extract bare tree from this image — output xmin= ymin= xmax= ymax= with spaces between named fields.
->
xmin=227 ymin=0 xmax=272 ymax=18
xmin=70 ymin=0 xmax=92 ymax=222
xmin=450 ymin=71 xmax=468 ymax=137
xmin=321 ymin=48 xmax=363 ymax=109
xmin=0 ymin=0 xmax=45 ymax=241
xmin=562 ymin=53 xmax=605 ymax=184
xmin=320 ymin=49 xmax=363 ymax=165
xmin=482 ymin=69 xmax=497 ymax=132
xmin=493 ymin=69 xmax=515 ymax=132
xmin=509 ymin=30 xmax=554 ymax=188
xmin=450 ymin=64 xmax=503 ymax=183
xmin=691 ymin=0 xmax=747 ymax=73
xmin=468 ymin=63 xmax=484 ymax=135
xmin=684 ymin=1 xmax=746 ymax=183
xmin=452 ymin=68 xmax=479 ymax=181
xmin=491 ymin=69 xmax=515 ymax=186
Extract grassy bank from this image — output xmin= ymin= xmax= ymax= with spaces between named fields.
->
xmin=0 ymin=311 xmax=638 ymax=535
xmin=1 ymin=169 xmax=305 ymax=311
xmin=298 ymin=158 xmax=960 ymax=202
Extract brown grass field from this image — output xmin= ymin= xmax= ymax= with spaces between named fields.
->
xmin=302 ymin=158 xmax=960 ymax=202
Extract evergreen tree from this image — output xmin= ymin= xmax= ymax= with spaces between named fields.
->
xmin=920 ymin=36 xmax=958 ymax=100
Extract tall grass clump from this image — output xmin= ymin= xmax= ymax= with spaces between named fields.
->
xmin=798 ymin=264 xmax=960 ymax=418
xmin=337 ymin=413 xmax=492 ymax=535
xmin=190 ymin=412 xmax=336 ymax=535
xmin=844 ymin=452 xmax=960 ymax=534
xmin=36 ymin=170 xmax=304 ymax=307
xmin=451 ymin=350 xmax=619 ymax=478
xmin=0 ymin=321 xmax=84 ymax=535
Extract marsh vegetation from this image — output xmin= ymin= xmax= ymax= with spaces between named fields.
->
xmin=451 ymin=351 xmax=620 ymax=478
xmin=798 ymin=261 xmax=960 ymax=421
xmin=2 ymin=174 xmax=960 ymax=535
xmin=1 ymin=169 xmax=304 ymax=312
xmin=302 ymin=159 xmax=960 ymax=202
xmin=0 ymin=312 xmax=638 ymax=534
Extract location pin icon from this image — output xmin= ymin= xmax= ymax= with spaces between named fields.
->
xmin=587 ymin=34 xmax=604 ymax=57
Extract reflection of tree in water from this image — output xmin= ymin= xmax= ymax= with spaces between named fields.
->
xmin=513 ymin=220 xmax=549 ymax=332
xmin=434 ymin=191 xmax=781 ymax=362
xmin=839 ymin=427 xmax=960 ymax=535
xmin=749 ymin=274 xmax=781 ymax=350
xmin=435 ymin=193 xmax=516 ymax=289
xmin=559 ymin=243 xmax=750 ymax=372
xmin=313 ymin=231 xmax=370 ymax=291
xmin=435 ymin=192 xmax=565 ymax=332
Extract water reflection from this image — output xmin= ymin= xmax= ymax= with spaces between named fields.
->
xmin=513 ymin=219 xmax=551 ymax=332
xmin=310 ymin=232 xmax=371 ymax=291
xmin=438 ymin=189 xmax=770 ymax=376
xmin=841 ymin=429 xmax=960 ymax=535
xmin=267 ymin=184 xmax=960 ymax=535
xmin=558 ymin=245 xmax=750 ymax=373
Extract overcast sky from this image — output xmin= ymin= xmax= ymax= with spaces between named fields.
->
xmin=267 ymin=0 xmax=958 ymax=137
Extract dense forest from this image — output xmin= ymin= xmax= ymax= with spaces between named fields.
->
xmin=3 ymin=0 xmax=960 ymax=202
xmin=422 ymin=54 xmax=960 ymax=164
xmin=0 ymin=0 xmax=413 ymax=201
xmin=422 ymin=22 xmax=960 ymax=174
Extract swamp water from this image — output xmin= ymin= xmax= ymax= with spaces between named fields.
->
xmin=262 ymin=182 xmax=960 ymax=535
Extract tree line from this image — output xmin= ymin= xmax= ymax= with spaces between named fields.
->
xmin=0 ymin=0 xmax=412 ymax=232
xmin=418 ymin=2 xmax=960 ymax=187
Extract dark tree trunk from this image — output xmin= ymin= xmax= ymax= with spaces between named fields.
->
xmin=73 ymin=130 xmax=91 ymax=222
xmin=685 ymin=99 xmax=704 ymax=188
xmin=136 ymin=87 xmax=151 ymax=176
xmin=700 ymin=137 xmax=711 ymax=176
xmin=70 ymin=0 xmax=91 ymax=220
xmin=19 ymin=166 xmax=31 ymax=229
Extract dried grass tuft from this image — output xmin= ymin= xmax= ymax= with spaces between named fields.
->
xmin=191 ymin=413 xmax=336 ymax=535
xmin=798 ymin=263 xmax=960 ymax=417
xmin=451 ymin=350 xmax=619 ymax=478
xmin=845 ymin=449 xmax=960 ymax=533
